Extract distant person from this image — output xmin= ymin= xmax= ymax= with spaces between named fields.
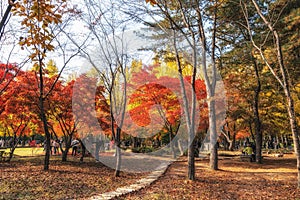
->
xmin=50 ymin=139 xmax=54 ymax=155
xmin=52 ymin=140 xmax=60 ymax=155
xmin=110 ymin=140 xmax=115 ymax=150
xmin=242 ymin=144 xmax=255 ymax=162
xmin=71 ymin=138 xmax=79 ymax=156
xmin=29 ymin=140 xmax=36 ymax=147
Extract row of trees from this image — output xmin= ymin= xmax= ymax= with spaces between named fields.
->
xmin=0 ymin=0 xmax=299 ymax=186
xmin=139 ymin=0 xmax=299 ymax=185
xmin=0 ymin=58 xmax=209 ymax=165
xmin=0 ymin=61 xmax=108 ymax=161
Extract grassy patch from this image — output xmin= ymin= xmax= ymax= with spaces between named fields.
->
xmin=13 ymin=147 xmax=45 ymax=157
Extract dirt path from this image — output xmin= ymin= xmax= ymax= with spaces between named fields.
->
xmin=117 ymin=154 xmax=300 ymax=200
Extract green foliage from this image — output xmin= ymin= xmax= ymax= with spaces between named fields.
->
xmin=132 ymin=146 xmax=154 ymax=153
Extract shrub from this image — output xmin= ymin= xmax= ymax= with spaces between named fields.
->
xmin=131 ymin=146 xmax=154 ymax=153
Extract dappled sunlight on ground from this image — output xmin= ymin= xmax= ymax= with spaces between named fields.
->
xmin=120 ymin=153 xmax=300 ymax=200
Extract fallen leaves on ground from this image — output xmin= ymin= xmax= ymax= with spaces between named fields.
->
xmin=0 ymin=156 xmax=147 ymax=200
xmin=119 ymin=154 xmax=300 ymax=200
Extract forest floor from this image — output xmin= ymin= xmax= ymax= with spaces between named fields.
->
xmin=117 ymin=153 xmax=300 ymax=200
xmin=1 ymin=151 xmax=300 ymax=200
xmin=0 ymin=155 xmax=148 ymax=200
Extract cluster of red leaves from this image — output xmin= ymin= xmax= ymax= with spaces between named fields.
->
xmin=127 ymin=65 xmax=209 ymax=136
xmin=0 ymin=63 xmax=110 ymax=139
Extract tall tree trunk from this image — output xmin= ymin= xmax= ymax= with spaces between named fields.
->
xmin=248 ymin=122 xmax=256 ymax=143
xmin=248 ymin=0 xmax=300 ymax=187
xmin=62 ymin=137 xmax=71 ymax=162
xmin=178 ymin=139 xmax=184 ymax=156
xmin=172 ymin=28 xmax=196 ymax=180
xmin=7 ymin=136 xmax=19 ymax=162
xmin=232 ymin=123 xmax=237 ymax=151
xmin=284 ymin=86 xmax=300 ymax=187
xmin=39 ymin=64 xmax=51 ymax=171
xmin=209 ymin=99 xmax=218 ymax=170
xmin=187 ymin=127 xmax=195 ymax=180
xmin=79 ymin=139 xmax=86 ymax=162
xmin=196 ymin=0 xmax=219 ymax=170
xmin=115 ymin=127 xmax=121 ymax=177
xmin=40 ymin=110 xmax=51 ymax=171
xmin=41 ymin=103 xmax=51 ymax=170
xmin=252 ymin=54 xmax=262 ymax=163
xmin=62 ymin=148 xmax=69 ymax=162
xmin=169 ymin=126 xmax=176 ymax=159
xmin=95 ymin=139 xmax=100 ymax=161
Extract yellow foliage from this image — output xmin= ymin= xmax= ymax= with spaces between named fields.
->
xmin=46 ymin=59 xmax=58 ymax=77
xmin=12 ymin=0 xmax=67 ymax=67
xmin=154 ymin=51 xmax=193 ymax=78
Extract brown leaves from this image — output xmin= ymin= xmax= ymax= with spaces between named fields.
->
xmin=0 ymin=157 xmax=147 ymax=200
xmin=145 ymin=0 xmax=157 ymax=6
xmin=120 ymin=155 xmax=300 ymax=200
xmin=12 ymin=0 xmax=67 ymax=64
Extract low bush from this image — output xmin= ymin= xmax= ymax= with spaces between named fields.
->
xmin=131 ymin=146 xmax=154 ymax=153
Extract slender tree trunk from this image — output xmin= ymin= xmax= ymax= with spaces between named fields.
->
xmin=38 ymin=57 xmax=51 ymax=171
xmin=0 ymin=0 xmax=16 ymax=41
xmin=172 ymin=28 xmax=195 ymax=180
xmin=7 ymin=138 xmax=18 ymax=162
xmin=284 ymin=87 xmax=300 ymax=187
xmin=228 ymin=140 xmax=232 ymax=151
xmin=42 ymin=109 xmax=51 ymax=170
xmin=232 ymin=123 xmax=237 ymax=151
xmin=132 ymin=137 xmax=137 ymax=148
xmin=62 ymin=148 xmax=69 ymax=162
xmin=79 ymin=140 xmax=86 ymax=162
xmin=249 ymin=122 xmax=256 ymax=143
xmin=115 ymin=127 xmax=121 ymax=177
xmin=169 ymin=127 xmax=176 ymax=159
xmin=221 ymin=122 xmax=233 ymax=151
xmin=209 ymin=99 xmax=218 ymax=170
xmin=62 ymin=137 xmax=71 ymax=162
xmin=252 ymin=54 xmax=262 ymax=163
xmin=178 ymin=139 xmax=184 ymax=156
xmin=267 ymin=13 xmax=299 ymax=185
xmin=6 ymin=132 xmax=25 ymax=162
xmin=95 ymin=141 xmax=100 ymax=161
xmin=187 ymin=127 xmax=195 ymax=180
xmin=248 ymin=0 xmax=300 ymax=186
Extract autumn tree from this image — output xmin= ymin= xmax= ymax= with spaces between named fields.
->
xmin=12 ymin=0 xmax=70 ymax=170
xmin=128 ymin=62 xmax=208 ymax=158
xmin=70 ymin=0 xmax=133 ymax=176
xmin=0 ymin=70 xmax=39 ymax=161
xmin=46 ymin=77 xmax=74 ymax=161
xmin=240 ymin=0 xmax=300 ymax=186
xmin=0 ymin=63 xmax=20 ymax=113
xmin=67 ymin=74 xmax=110 ymax=162
xmin=128 ymin=65 xmax=182 ymax=158
xmin=124 ymin=0 xmax=226 ymax=180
